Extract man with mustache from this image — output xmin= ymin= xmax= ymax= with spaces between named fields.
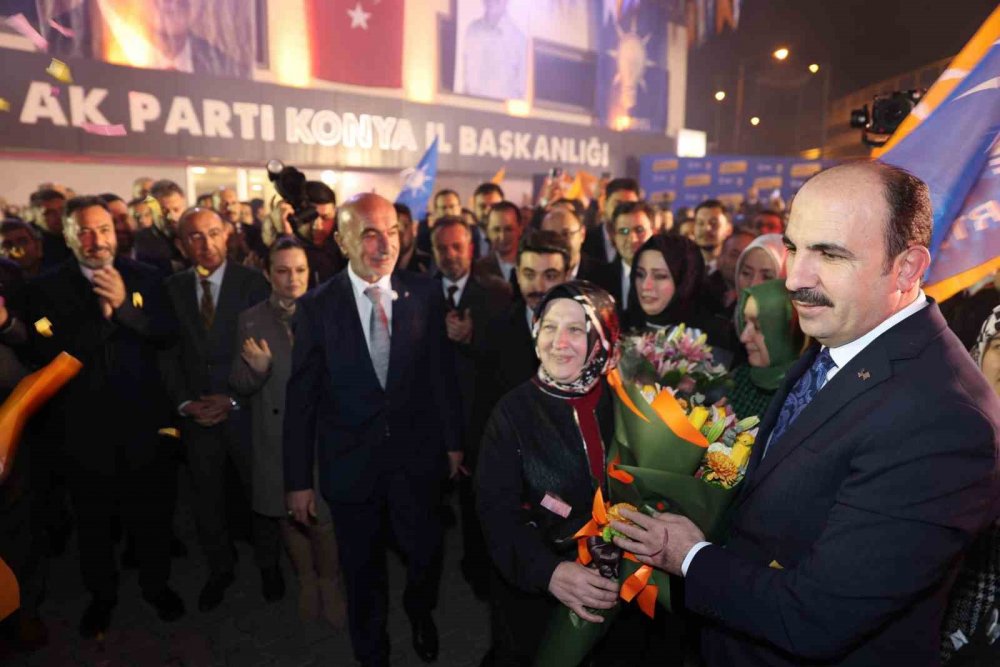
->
xmin=284 ymin=194 xmax=462 ymax=667
xmin=23 ymin=196 xmax=184 ymax=638
xmin=610 ymin=161 xmax=1000 ymax=666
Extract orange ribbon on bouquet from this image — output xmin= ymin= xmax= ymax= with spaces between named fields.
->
xmin=573 ymin=488 xmax=659 ymax=618
xmin=607 ymin=369 xmax=707 ymax=448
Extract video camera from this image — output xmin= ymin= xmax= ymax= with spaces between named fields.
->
xmin=266 ymin=159 xmax=319 ymax=227
xmin=850 ymin=90 xmax=924 ymax=148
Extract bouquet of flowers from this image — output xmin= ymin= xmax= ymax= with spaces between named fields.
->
xmin=534 ymin=326 xmax=760 ymax=667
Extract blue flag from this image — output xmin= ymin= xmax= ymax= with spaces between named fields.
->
xmin=881 ymin=36 xmax=1000 ymax=299
xmin=395 ymin=138 xmax=439 ymax=219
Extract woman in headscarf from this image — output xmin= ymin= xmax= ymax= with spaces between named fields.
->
xmin=476 ymin=281 xmax=621 ymax=666
xmin=728 ymin=279 xmax=806 ymax=420
xmin=626 ymin=234 xmax=735 ymax=362
xmin=940 ymin=304 xmax=1000 ymax=665
xmin=734 ymin=233 xmax=787 ymax=295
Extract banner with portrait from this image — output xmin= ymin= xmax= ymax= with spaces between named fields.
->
xmin=7 ymin=0 xmax=253 ymax=79
xmin=453 ymin=0 xmax=531 ymax=101
xmin=595 ymin=0 xmax=670 ymax=133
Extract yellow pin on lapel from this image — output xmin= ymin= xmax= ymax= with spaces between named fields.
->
xmin=34 ymin=317 xmax=53 ymax=337
xmin=132 ymin=291 xmax=143 ymax=308
xmin=769 ymin=560 xmax=784 ymax=570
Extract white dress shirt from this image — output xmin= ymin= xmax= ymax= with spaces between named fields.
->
xmin=195 ymin=261 xmax=226 ymax=310
xmin=496 ymin=254 xmax=516 ymax=283
xmin=681 ymin=290 xmax=930 ymax=577
xmin=602 ymin=225 xmax=618 ymax=262
xmin=442 ymin=272 xmax=470 ymax=308
xmin=347 ymin=264 xmax=394 ymax=357
xmin=620 ymin=261 xmax=632 ymax=307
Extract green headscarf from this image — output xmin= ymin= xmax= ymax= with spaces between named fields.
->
xmin=736 ymin=279 xmax=802 ymax=391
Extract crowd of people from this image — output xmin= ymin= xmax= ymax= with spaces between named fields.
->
xmin=0 ymin=162 xmax=997 ymax=667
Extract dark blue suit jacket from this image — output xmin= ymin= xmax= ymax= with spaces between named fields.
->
xmin=686 ymin=301 xmax=1000 ymax=666
xmin=283 ymin=269 xmax=460 ymax=504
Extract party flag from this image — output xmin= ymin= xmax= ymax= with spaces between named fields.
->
xmin=490 ymin=166 xmax=506 ymax=185
xmin=45 ymin=58 xmax=72 ymax=84
xmin=878 ymin=6 xmax=1000 ymax=300
xmin=395 ymin=138 xmax=439 ymax=219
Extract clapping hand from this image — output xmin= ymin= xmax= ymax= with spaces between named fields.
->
xmin=241 ymin=337 xmax=273 ymax=374
xmin=91 ymin=266 xmax=126 ymax=319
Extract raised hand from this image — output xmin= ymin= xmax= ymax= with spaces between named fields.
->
xmin=241 ymin=337 xmax=273 ymax=375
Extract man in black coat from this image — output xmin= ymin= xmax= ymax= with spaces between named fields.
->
xmin=22 ymin=196 xmax=184 ymax=638
xmin=285 ymin=194 xmax=462 ymax=667
xmin=540 ymin=207 xmax=601 ymax=282
xmin=610 ymin=162 xmax=1000 ymax=667
xmin=429 ymin=215 xmax=511 ymax=597
xmin=591 ymin=200 xmax=655 ymax=320
xmin=161 ymin=208 xmax=270 ymax=612
xmin=134 ymin=179 xmax=189 ymax=275
xmin=475 ymin=230 xmax=570 ymax=428
xmin=580 ymin=177 xmax=639 ymax=263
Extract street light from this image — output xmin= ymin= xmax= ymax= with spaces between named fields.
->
xmin=773 ymin=47 xmax=789 ymax=61
xmin=809 ymin=63 xmax=820 ymax=74
xmin=750 ymin=116 xmax=761 ymax=126
xmin=714 ymin=90 xmax=726 ymax=101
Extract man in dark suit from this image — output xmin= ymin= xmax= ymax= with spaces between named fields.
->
xmin=284 ymin=193 xmax=462 ymax=667
xmin=27 ymin=188 xmax=71 ymax=270
xmin=214 ymin=187 xmax=266 ymax=264
xmin=396 ymin=203 xmax=433 ymax=273
xmin=580 ymin=177 xmax=639 ymax=263
xmin=540 ymin=207 xmax=600 ymax=281
xmin=472 ymin=182 xmax=504 ymax=259
xmin=475 ymin=230 xmax=570 ymax=424
xmin=134 ymin=180 xmax=189 ymax=275
xmin=429 ymin=215 xmax=511 ymax=598
xmin=591 ymin=200 xmax=655 ymax=318
xmin=161 ymin=208 xmax=270 ymax=612
xmin=23 ymin=196 xmax=184 ymax=638
xmin=610 ymin=162 xmax=1000 ymax=667
xmin=474 ymin=201 xmax=523 ymax=287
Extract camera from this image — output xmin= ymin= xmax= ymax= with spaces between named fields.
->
xmin=850 ymin=90 xmax=924 ymax=147
xmin=266 ymin=159 xmax=319 ymax=227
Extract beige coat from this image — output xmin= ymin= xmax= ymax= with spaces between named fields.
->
xmin=229 ymin=299 xmax=330 ymax=521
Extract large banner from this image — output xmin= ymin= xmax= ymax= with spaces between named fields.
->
xmin=639 ymin=153 xmax=835 ymax=210
xmin=0 ymin=48 xmax=673 ymax=174
xmin=306 ymin=0 xmax=404 ymax=88
xmin=7 ymin=0 xmax=254 ymax=79
xmin=595 ymin=0 xmax=670 ymax=133
xmin=453 ymin=0 xmax=531 ymax=101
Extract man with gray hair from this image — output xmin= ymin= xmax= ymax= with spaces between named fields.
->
xmin=161 ymin=207 xmax=270 ymax=611
xmin=23 ymin=196 xmax=184 ymax=638
xmin=285 ymin=193 xmax=461 ymax=667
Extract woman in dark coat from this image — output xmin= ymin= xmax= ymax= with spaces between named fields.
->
xmin=476 ymin=281 xmax=622 ymax=666
xmin=625 ymin=234 xmax=736 ymax=364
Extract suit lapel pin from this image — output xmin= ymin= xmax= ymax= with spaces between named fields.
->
xmin=857 ymin=369 xmax=871 ymax=381
xmin=34 ymin=317 xmax=53 ymax=337
xmin=132 ymin=291 xmax=144 ymax=308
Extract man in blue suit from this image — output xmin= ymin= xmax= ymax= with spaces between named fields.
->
xmin=284 ymin=193 xmax=462 ymax=667
xmin=611 ymin=161 xmax=1000 ymax=666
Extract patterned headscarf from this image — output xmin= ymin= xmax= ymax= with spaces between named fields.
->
xmin=532 ymin=281 xmax=621 ymax=396
xmin=973 ymin=304 xmax=1000 ymax=368
xmin=734 ymin=233 xmax=788 ymax=287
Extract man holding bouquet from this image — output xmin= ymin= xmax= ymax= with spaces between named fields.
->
xmin=611 ymin=161 xmax=1000 ymax=666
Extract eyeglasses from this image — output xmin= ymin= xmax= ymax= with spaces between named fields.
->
xmin=617 ymin=225 xmax=651 ymax=238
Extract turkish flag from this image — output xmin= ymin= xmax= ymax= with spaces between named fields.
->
xmin=307 ymin=0 xmax=404 ymax=88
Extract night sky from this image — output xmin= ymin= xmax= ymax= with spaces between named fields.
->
xmin=685 ymin=0 xmax=999 ymax=155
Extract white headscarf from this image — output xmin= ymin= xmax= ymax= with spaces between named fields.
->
xmin=734 ymin=233 xmax=788 ymax=283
